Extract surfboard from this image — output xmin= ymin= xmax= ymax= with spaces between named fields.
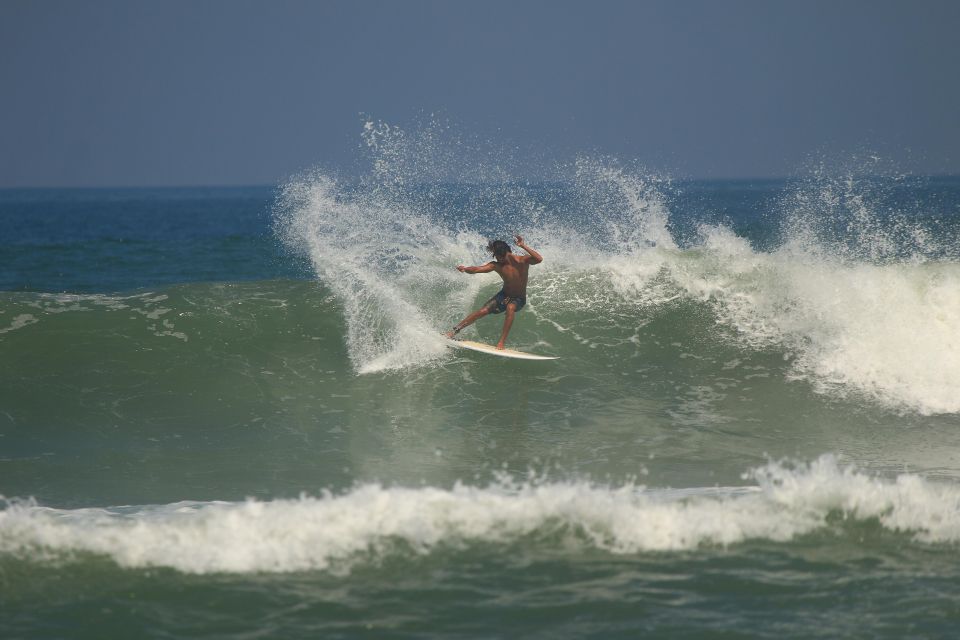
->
xmin=447 ymin=339 xmax=558 ymax=361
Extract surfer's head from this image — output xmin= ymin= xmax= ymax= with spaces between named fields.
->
xmin=487 ymin=239 xmax=511 ymax=260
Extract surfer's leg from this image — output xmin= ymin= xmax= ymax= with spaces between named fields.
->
xmin=446 ymin=303 xmax=493 ymax=338
xmin=496 ymin=302 xmax=517 ymax=349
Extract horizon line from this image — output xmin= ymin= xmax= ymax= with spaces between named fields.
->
xmin=4 ymin=173 xmax=960 ymax=191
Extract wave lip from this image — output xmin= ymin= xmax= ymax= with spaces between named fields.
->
xmin=2 ymin=456 xmax=958 ymax=575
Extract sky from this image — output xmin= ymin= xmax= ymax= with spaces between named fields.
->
xmin=1 ymin=0 xmax=958 ymax=187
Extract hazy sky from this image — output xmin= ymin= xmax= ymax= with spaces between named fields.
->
xmin=1 ymin=0 xmax=958 ymax=187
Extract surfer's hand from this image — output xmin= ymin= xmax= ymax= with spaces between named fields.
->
xmin=514 ymin=234 xmax=524 ymax=245
xmin=457 ymin=265 xmax=467 ymax=272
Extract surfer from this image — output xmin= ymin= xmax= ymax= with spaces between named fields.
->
xmin=446 ymin=235 xmax=543 ymax=349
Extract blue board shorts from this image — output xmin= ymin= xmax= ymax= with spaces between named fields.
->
xmin=485 ymin=290 xmax=526 ymax=314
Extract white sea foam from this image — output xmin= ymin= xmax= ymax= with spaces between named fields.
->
xmin=9 ymin=292 xmax=193 ymax=343
xmin=659 ymin=225 xmax=960 ymax=414
xmin=2 ymin=456 xmax=958 ymax=574
xmin=0 ymin=313 xmax=38 ymax=335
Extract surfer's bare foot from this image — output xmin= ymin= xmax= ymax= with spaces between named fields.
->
xmin=496 ymin=342 xmax=505 ymax=350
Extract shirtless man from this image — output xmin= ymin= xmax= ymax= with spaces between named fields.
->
xmin=446 ymin=235 xmax=543 ymax=349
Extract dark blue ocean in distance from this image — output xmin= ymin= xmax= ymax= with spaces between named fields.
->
xmin=5 ymin=177 xmax=960 ymax=293
xmin=0 ymin=187 xmax=305 ymax=293
xmin=3 ymin=171 xmax=960 ymax=638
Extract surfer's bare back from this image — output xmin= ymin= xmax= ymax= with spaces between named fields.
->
xmin=446 ymin=235 xmax=543 ymax=349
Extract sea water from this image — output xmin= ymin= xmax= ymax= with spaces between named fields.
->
xmin=3 ymin=131 xmax=960 ymax=637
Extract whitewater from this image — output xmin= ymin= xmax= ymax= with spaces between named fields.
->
xmin=3 ymin=456 xmax=960 ymax=575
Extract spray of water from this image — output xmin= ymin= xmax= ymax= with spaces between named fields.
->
xmin=275 ymin=120 xmax=676 ymax=373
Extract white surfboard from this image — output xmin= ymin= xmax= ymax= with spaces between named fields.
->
xmin=447 ymin=339 xmax=558 ymax=361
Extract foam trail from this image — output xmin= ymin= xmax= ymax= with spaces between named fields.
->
xmin=2 ymin=456 xmax=959 ymax=574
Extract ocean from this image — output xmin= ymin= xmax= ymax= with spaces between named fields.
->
xmin=3 ymin=147 xmax=960 ymax=637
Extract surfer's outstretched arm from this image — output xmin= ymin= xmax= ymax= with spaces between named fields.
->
xmin=514 ymin=235 xmax=542 ymax=264
xmin=457 ymin=262 xmax=496 ymax=274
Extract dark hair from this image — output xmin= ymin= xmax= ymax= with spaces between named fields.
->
xmin=487 ymin=239 xmax=511 ymax=259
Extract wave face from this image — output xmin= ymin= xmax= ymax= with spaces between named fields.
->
xmin=2 ymin=456 xmax=957 ymax=575
xmin=5 ymin=240 xmax=958 ymax=416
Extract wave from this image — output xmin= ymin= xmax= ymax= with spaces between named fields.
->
xmin=272 ymin=146 xmax=960 ymax=413
xmin=4 ymin=125 xmax=959 ymax=415
xmin=3 ymin=240 xmax=960 ymax=417
xmin=2 ymin=456 xmax=958 ymax=574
